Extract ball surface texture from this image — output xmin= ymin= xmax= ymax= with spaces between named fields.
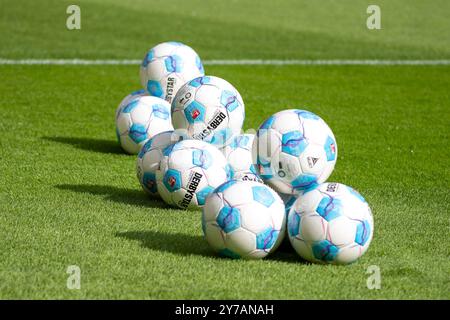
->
xmin=202 ymin=180 xmax=286 ymax=259
xmin=220 ymin=134 xmax=260 ymax=182
xmin=171 ymin=75 xmax=245 ymax=147
xmin=288 ymin=182 xmax=373 ymax=264
xmin=116 ymin=95 xmax=173 ymax=154
xmin=140 ymin=41 xmax=205 ymax=103
xmin=136 ymin=130 xmax=185 ymax=197
xmin=253 ymin=109 xmax=337 ymax=194
xmin=156 ymin=139 xmax=231 ymax=209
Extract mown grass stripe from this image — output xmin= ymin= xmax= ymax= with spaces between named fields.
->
xmin=1 ymin=59 xmax=450 ymax=66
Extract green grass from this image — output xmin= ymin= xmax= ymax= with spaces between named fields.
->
xmin=1 ymin=0 xmax=450 ymax=59
xmin=0 ymin=0 xmax=449 ymax=299
xmin=0 ymin=65 xmax=449 ymax=299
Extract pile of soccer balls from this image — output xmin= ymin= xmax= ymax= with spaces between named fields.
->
xmin=115 ymin=41 xmax=374 ymax=264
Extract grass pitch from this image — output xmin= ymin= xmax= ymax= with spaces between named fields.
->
xmin=0 ymin=0 xmax=449 ymax=299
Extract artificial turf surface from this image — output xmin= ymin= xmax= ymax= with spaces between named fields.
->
xmin=0 ymin=0 xmax=449 ymax=299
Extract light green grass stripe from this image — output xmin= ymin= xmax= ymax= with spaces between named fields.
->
xmin=1 ymin=59 xmax=450 ymax=65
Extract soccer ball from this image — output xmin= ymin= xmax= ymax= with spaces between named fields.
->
xmin=287 ymin=182 xmax=374 ymax=264
xmin=115 ymin=89 xmax=148 ymax=119
xmin=136 ymin=131 xmax=186 ymax=197
xmin=156 ymin=139 xmax=232 ymax=209
xmin=252 ymin=109 xmax=337 ymax=194
xmin=202 ymin=180 xmax=285 ymax=259
xmin=140 ymin=42 xmax=205 ymax=103
xmin=220 ymin=134 xmax=260 ymax=182
xmin=116 ymin=95 xmax=173 ymax=154
xmin=171 ymin=75 xmax=245 ymax=147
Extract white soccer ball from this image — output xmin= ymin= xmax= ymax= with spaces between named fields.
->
xmin=253 ymin=109 xmax=337 ymax=194
xmin=115 ymin=95 xmax=173 ymax=154
xmin=220 ymin=134 xmax=261 ymax=182
xmin=140 ymin=41 xmax=205 ymax=103
xmin=171 ymin=75 xmax=245 ymax=147
xmin=156 ymin=139 xmax=232 ymax=209
xmin=115 ymin=89 xmax=148 ymax=119
xmin=136 ymin=131 xmax=186 ymax=197
xmin=202 ymin=180 xmax=285 ymax=259
xmin=287 ymin=182 xmax=374 ymax=265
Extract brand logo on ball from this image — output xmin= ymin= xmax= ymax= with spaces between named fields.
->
xmin=241 ymin=175 xmax=261 ymax=182
xmin=307 ymin=157 xmax=319 ymax=168
xmin=277 ymin=170 xmax=286 ymax=178
xmin=276 ymin=162 xmax=287 ymax=178
xmin=191 ymin=109 xmax=201 ymax=119
xmin=165 ymin=77 xmax=176 ymax=102
xmin=330 ymin=143 xmax=336 ymax=154
xmin=258 ymin=165 xmax=264 ymax=174
xmin=179 ymin=92 xmax=192 ymax=106
xmin=326 ymin=183 xmax=339 ymax=193
xmin=178 ymin=171 xmax=203 ymax=209
xmin=209 ymin=111 xmax=227 ymax=129
xmin=192 ymin=111 xmax=227 ymax=140
xmin=168 ymin=176 xmax=177 ymax=188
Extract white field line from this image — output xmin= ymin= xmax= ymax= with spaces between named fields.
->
xmin=0 ymin=59 xmax=142 ymax=65
xmin=0 ymin=59 xmax=450 ymax=66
